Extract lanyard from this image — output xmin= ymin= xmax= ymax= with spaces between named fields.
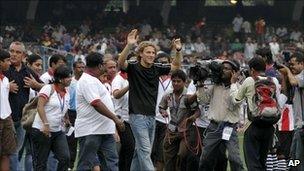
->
xmin=171 ymin=93 xmax=183 ymax=111
xmin=159 ymin=78 xmax=171 ymax=91
xmin=56 ymin=93 xmax=65 ymax=113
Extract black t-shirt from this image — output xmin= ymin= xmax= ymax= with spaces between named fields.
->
xmin=4 ymin=64 xmax=42 ymax=122
xmin=127 ymin=61 xmax=171 ymax=116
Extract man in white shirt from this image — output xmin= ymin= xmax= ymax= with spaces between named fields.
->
xmin=232 ymin=14 xmax=243 ymax=33
xmin=111 ymin=70 xmax=134 ymax=171
xmin=290 ymin=29 xmax=302 ymax=42
xmin=276 ymin=26 xmax=287 ymax=38
xmin=75 ymin=52 xmax=124 ymax=171
xmin=0 ymin=50 xmax=16 ymax=171
xmin=152 ymin=52 xmax=173 ymax=171
xmin=242 ymin=21 xmax=251 ymax=34
xmin=244 ymin=37 xmax=257 ymax=60
xmin=269 ymin=36 xmax=280 ymax=62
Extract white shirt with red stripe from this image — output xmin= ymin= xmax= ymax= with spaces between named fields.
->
xmin=111 ymin=73 xmax=129 ymax=122
xmin=0 ymin=76 xmax=12 ymax=119
xmin=32 ymin=84 xmax=70 ymax=132
xmin=75 ymin=73 xmax=115 ymax=137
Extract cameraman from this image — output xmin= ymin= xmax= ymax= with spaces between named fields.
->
xmin=191 ymin=59 xmax=244 ymax=171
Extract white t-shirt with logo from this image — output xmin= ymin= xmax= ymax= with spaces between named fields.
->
xmin=32 ymin=84 xmax=70 ymax=132
xmin=187 ymin=80 xmax=210 ymax=128
xmin=75 ymin=73 xmax=115 ymax=137
xmin=0 ymin=77 xmax=12 ymax=119
xmin=111 ymin=73 xmax=129 ymax=122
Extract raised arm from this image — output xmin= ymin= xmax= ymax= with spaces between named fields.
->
xmin=171 ymin=38 xmax=182 ymax=71
xmin=118 ymin=29 xmax=139 ymax=70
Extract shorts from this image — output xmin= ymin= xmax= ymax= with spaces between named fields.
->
xmin=0 ymin=116 xmax=17 ymax=156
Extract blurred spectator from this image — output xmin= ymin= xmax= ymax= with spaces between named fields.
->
xmin=290 ymin=28 xmax=302 ymax=42
xmin=269 ymin=36 xmax=280 ymax=61
xmin=242 ymin=20 xmax=252 ymax=34
xmin=5 ymin=25 xmax=16 ymax=33
xmin=43 ymin=21 xmax=54 ymax=34
xmin=193 ymin=37 xmax=206 ymax=55
xmin=244 ymin=37 xmax=257 ymax=60
xmin=255 ymin=17 xmax=266 ymax=44
xmin=230 ymin=38 xmax=244 ymax=52
xmin=141 ymin=20 xmax=152 ymax=38
xmin=232 ymin=14 xmax=243 ymax=39
xmin=276 ymin=26 xmax=288 ymax=39
xmin=182 ymin=36 xmax=195 ymax=55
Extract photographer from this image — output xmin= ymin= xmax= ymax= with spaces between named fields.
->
xmin=190 ymin=59 xmax=244 ymax=171
xmin=230 ymin=56 xmax=286 ymax=170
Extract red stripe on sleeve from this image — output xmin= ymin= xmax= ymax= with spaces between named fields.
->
xmin=90 ymin=99 xmax=101 ymax=107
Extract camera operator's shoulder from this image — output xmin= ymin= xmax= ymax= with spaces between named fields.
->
xmin=242 ymin=77 xmax=255 ymax=86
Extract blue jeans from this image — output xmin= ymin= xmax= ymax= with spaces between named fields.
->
xmin=10 ymin=121 xmax=25 ymax=171
xmin=77 ymin=134 xmax=118 ymax=171
xmin=129 ymin=114 xmax=156 ymax=171
xmin=31 ymin=128 xmax=70 ymax=171
xmin=290 ymin=128 xmax=304 ymax=171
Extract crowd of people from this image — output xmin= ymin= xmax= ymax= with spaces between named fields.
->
xmin=0 ymin=14 xmax=304 ymax=171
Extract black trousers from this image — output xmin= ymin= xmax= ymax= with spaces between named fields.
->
xmin=66 ymin=110 xmax=77 ymax=169
xmin=184 ymin=125 xmax=205 ymax=171
xmin=243 ymin=123 xmax=274 ymax=171
xmin=117 ymin=121 xmax=135 ymax=171
xmin=151 ymin=120 xmax=167 ymax=164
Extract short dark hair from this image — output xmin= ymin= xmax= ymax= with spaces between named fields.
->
xmin=49 ymin=54 xmax=66 ymax=67
xmin=73 ymin=60 xmax=85 ymax=68
xmin=248 ymin=56 xmax=266 ymax=72
xmin=27 ymin=54 xmax=42 ymax=65
xmin=53 ymin=65 xmax=72 ymax=83
xmin=171 ymin=69 xmax=187 ymax=82
xmin=0 ymin=50 xmax=10 ymax=61
xmin=291 ymin=52 xmax=304 ymax=63
xmin=256 ymin=48 xmax=273 ymax=64
xmin=223 ymin=59 xmax=240 ymax=72
xmin=155 ymin=52 xmax=170 ymax=63
xmin=86 ymin=52 xmax=103 ymax=68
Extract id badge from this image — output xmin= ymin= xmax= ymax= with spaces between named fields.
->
xmin=168 ymin=123 xmax=177 ymax=132
xmin=222 ymin=126 xmax=233 ymax=141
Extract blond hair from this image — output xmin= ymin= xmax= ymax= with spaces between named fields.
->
xmin=136 ymin=41 xmax=157 ymax=61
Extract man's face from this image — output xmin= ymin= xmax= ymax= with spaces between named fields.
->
xmin=105 ymin=60 xmax=117 ymax=79
xmin=74 ymin=62 xmax=85 ymax=76
xmin=54 ymin=59 xmax=66 ymax=69
xmin=0 ymin=58 xmax=11 ymax=71
xmin=29 ymin=59 xmax=43 ymax=74
xmin=157 ymin=57 xmax=169 ymax=64
xmin=289 ymin=57 xmax=304 ymax=75
xmin=61 ymin=76 xmax=72 ymax=87
xmin=9 ymin=44 xmax=25 ymax=66
xmin=140 ymin=46 xmax=156 ymax=66
xmin=172 ymin=77 xmax=185 ymax=92
xmin=222 ymin=63 xmax=233 ymax=81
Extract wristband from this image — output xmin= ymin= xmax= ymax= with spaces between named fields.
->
xmin=44 ymin=123 xmax=50 ymax=125
xmin=176 ymin=48 xmax=182 ymax=52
